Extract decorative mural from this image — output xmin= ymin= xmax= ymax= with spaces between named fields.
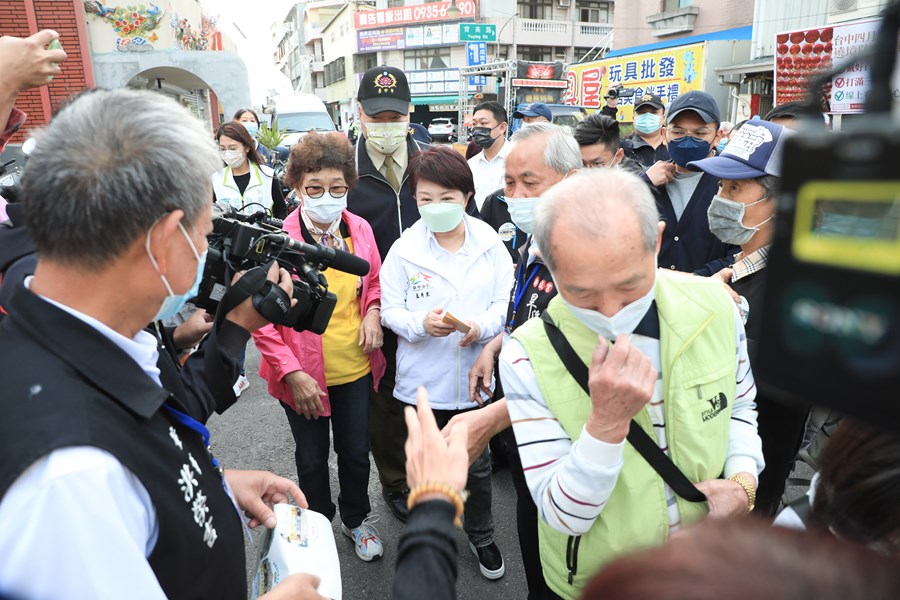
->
xmin=170 ymin=13 xmax=222 ymax=51
xmin=83 ymin=1 xmax=164 ymax=52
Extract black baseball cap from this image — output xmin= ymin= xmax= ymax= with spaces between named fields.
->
xmin=635 ymin=93 xmax=664 ymax=111
xmin=666 ymin=90 xmax=720 ymax=125
xmin=357 ymin=66 xmax=411 ymax=116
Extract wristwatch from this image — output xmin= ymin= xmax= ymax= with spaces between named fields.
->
xmin=728 ymin=473 xmax=757 ymax=513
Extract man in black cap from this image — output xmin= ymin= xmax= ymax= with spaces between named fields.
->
xmin=643 ymin=90 xmax=738 ymax=276
xmin=623 ymin=93 xmax=670 ymax=168
xmin=512 ymin=102 xmax=551 ymax=126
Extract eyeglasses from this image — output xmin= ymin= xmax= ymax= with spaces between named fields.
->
xmin=667 ymin=127 xmax=714 ymax=141
xmin=304 ymin=185 xmax=349 ymax=198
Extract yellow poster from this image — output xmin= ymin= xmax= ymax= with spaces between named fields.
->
xmin=562 ymin=43 xmax=707 ymax=122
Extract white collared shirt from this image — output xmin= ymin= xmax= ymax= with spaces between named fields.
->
xmin=468 ymin=140 xmax=511 ymax=211
xmin=0 ymin=282 xmax=167 ymax=599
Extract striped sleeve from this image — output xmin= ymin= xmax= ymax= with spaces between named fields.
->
xmin=724 ymin=304 xmax=765 ymax=480
xmin=499 ymin=338 xmax=625 ymax=536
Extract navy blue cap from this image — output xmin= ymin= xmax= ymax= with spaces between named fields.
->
xmin=513 ymin=102 xmax=552 ymax=121
xmin=666 ymin=90 xmax=720 ymax=125
xmin=689 ymin=120 xmax=794 ymax=179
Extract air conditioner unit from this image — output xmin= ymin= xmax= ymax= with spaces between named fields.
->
xmin=559 ymin=0 xmax=571 ymax=7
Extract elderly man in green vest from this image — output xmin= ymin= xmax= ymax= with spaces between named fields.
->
xmin=498 ymin=168 xmax=764 ymax=600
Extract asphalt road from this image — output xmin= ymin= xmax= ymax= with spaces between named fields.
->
xmin=209 ymin=345 xmax=814 ymax=600
xmin=207 ymin=344 xmax=528 ymax=600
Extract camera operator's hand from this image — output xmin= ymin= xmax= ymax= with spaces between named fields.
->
xmin=0 ymin=31 xmax=66 ymax=94
xmin=423 ymin=308 xmax=455 ymax=337
xmin=645 ymin=160 xmax=676 ymax=186
xmin=358 ymin=306 xmax=383 ymax=354
xmin=284 ymin=370 xmax=326 ymax=420
xmin=226 ymin=262 xmax=295 ymax=333
xmin=172 ymin=308 xmax=213 ymax=351
xmin=585 ymin=334 xmax=657 ymax=444
xmin=405 ymin=387 xmax=469 ymax=494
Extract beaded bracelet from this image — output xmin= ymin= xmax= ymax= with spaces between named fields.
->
xmin=406 ymin=482 xmax=468 ymax=527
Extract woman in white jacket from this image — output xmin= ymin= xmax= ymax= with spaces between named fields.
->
xmin=380 ymin=146 xmax=513 ymax=581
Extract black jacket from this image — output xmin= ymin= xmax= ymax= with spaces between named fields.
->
xmin=623 ymin=131 xmax=670 ymax=168
xmin=480 ymin=188 xmax=525 ymax=262
xmin=0 ymin=201 xmax=35 ymax=316
xmin=650 ymin=171 xmax=738 ymax=276
xmin=348 ymin=135 xmax=479 ymax=260
xmin=393 ymin=501 xmax=459 ymax=600
xmin=0 ymin=288 xmax=245 ymax=598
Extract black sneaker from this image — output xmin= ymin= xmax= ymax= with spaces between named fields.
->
xmin=469 ymin=541 xmax=505 ymax=580
xmin=382 ymin=488 xmax=409 ymax=523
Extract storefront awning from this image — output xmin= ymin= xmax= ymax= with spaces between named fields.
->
xmin=715 ymin=56 xmax=775 ymax=76
xmin=411 ymin=95 xmax=462 ymax=106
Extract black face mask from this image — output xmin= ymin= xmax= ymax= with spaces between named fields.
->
xmin=472 ymin=126 xmax=498 ymax=149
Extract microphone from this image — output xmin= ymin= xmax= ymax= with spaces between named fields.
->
xmin=267 ymin=234 xmax=371 ymax=277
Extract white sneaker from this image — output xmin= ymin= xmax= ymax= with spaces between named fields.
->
xmin=233 ymin=375 xmax=250 ymax=397
xmin=341 ymin=515 xmax=384 ymax=562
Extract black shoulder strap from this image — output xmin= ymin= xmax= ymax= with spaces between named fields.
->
xmin=540 ymin=312 xmax=707 ymax=503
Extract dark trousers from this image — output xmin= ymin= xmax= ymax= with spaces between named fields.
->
xmin=432 ymin=406 xmax=495 ymax=548
xmin=282 ymin=373 xmax=373 ymax=529
xmin=369 ymin=331 xmax=408 ymax=493
xmin=755 ymin=393 xmax=810 ymax=516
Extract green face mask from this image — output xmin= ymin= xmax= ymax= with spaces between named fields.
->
xmin=418 ymin=202 xmax=464 ymax=233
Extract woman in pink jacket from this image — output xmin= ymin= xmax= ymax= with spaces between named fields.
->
xmin=253 ymin=132 xmax=386 ymax=562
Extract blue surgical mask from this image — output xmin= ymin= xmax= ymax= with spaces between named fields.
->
xmin=506 ymin=196 xmax=540 ymax=234
xmin=146 ymin=220 xmax=206 ymax=322
xmin=243 ymin=122 xmax=259 ymax=137
xmin=667 ymin=136 xmax=711 ymax=167
xmin=716 ymin=138 xmax=728 ymax=153
xmin=634 ymin=113 xmax=661 ymax=135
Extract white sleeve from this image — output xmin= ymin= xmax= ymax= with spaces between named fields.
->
xmin=500 ymin=339 xmax=625 ymax=536
xmin=472 ymin=246 xmax=514 ymax=343
xmin=0 ymin=447 xmax=165 ymax=600
xmin=379 ymin=249 xmax=429 ymax=342
xmin=724 ymin=304 xmax=766 ymax=479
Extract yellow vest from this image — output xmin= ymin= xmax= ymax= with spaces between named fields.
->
xmin=512 ymin=270 xmax=737 ymax=599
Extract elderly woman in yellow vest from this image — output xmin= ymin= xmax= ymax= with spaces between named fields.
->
xmin=212 ymin=122 xmax=286 ymax=219
xmin=498 ymin=168 xmax=764 ymax=600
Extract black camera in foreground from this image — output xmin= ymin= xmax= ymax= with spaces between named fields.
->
xmin=193 ymin=209 xmax=370 ymax=335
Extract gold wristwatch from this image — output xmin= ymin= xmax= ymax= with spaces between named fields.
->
xmin=728 ymin=473 xmax=756 ymax=513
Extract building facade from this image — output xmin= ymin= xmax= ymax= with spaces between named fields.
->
xmin=0 ymin=0 xmax=249 ymax=145
xmin=613 ymin=0 xmax=753 ymax=49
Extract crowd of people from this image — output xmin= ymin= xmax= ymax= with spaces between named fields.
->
xmin=1 ymin=30 xmax=899 ymax=600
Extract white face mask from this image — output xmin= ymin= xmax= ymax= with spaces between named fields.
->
xmin=506 ymin=196 xmax=540 ymax=234
xmin=220 ymin=149 xmax=246 ymax=169
xmin=302 ymin=192 xmax=347 ymax=224
xmin=365 ymin=121 xmax=408 ymax=155
xmin=560 ymin=276 xmax=656 ymax=341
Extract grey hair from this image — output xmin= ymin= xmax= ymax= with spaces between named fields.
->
xmin=533 ymin=169 xmax=660 ymax=272
xmin=510 ymin=122 xmax=582 ymax=175
xmin=23 ymin=88 xmax=220 ymax=270
xmin=756 ymin=174 xmax=780 ymax=199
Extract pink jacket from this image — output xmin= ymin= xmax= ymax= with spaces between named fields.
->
xmin=252 ymin=209 xmax=385 ymax=415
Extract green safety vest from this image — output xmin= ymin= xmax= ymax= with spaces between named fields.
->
xmin=512 ymin=270 xmax=737 ymax=599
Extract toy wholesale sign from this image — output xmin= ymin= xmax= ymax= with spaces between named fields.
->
xmin=774 ymin=19 xmax=900 ymax=114
xmin=562 ymin=43 xmax=706 ymax=122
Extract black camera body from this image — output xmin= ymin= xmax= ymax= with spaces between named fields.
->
xmin=194 ymin=210 xmax=341 ymax=335
xmin=605 ymin=85 xmax=635 ymax=99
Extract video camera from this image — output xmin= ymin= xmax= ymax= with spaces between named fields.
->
xmin=758 ymin=2 xmax=900 ymax=430
xmin=604 ymin=85 xmax=635 ymax=100
xmin=193 ymin=208 xmax=370 ymax=335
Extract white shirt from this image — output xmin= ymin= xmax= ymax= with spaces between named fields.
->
xmin=468 ymin=141 xmax=511 ymax=211
xmin=0 ymin=287 xmax=167 ymax=600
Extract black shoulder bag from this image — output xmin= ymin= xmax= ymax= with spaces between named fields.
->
xmin=540 ymin=312 xmax=707 ymax=503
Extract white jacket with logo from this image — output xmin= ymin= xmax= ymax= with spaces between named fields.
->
xmin=211 ymin=162 xmax=275 ymax=215
xmin=380 ymin=215 xmax=514 ymax=411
